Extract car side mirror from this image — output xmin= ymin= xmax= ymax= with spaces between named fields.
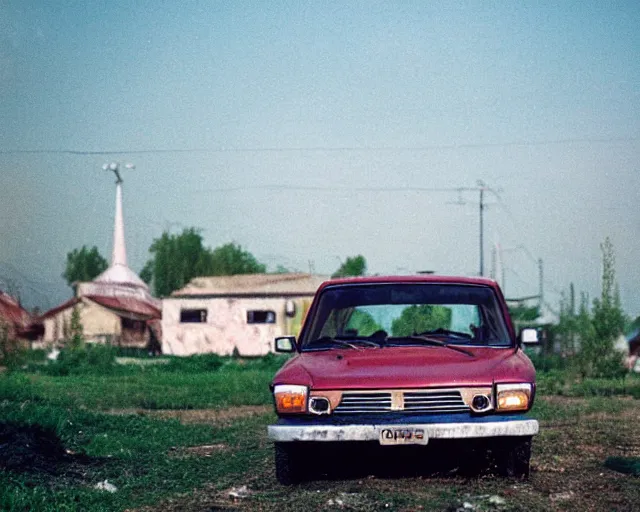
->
xmin=275 ymin=336 xmax=297 ymax=353
xmin=519 ymin=328 xmax=539 ymax=345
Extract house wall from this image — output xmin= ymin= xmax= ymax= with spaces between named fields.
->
xmin=162 ymin=296 xmax=312 ymax=356
xmin=41 ymin=300 xmax=122 ymax=345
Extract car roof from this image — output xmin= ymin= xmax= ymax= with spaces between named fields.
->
xmin=318 ymin=274 xmax=500 ymax=291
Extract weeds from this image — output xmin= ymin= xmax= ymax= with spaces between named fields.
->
xmin=0 ymin=356 xmax=638 ymax=511
xmin=1 ymin=355 xmax=283 ymax=410
xmin=0 ymin=399 xmax=272 ymax=512
xmin=537 ymin=372 xmax=640 ymax=398
xmin=34 ymin=344 xmax=122 ymax=377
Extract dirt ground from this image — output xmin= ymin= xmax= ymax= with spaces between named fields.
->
xmin=135 ymin=396 xmax=640 ymax=512
xmin=4 ymin=398 xmax=639 ymax=511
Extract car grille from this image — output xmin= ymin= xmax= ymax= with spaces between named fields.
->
xmin=333 ymin=389 xmax=469 ymax=414
xmin=334 ymin=392 xmax=393 ymax=413
xmin=403 ymin=390 xmax=469 ymax=412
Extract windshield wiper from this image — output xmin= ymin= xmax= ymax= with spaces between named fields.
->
xmin=415 ymin=328 xmax=473 ymax=340
xmin=384 ymin=335 xmax=474 ymax=357
xmin=306 ymin=336 xmax=382 ymax=350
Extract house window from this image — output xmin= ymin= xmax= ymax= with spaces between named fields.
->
xmin=247 ymin=310 xmax=276 ymax=324
xmin=122 ymin=318 xmax=145 ymax=331
xmin=180 ymin=309 xmax=208 ymax=323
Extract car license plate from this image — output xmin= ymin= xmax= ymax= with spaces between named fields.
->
xmin=379 ymin=427 xmax=428 ymax=445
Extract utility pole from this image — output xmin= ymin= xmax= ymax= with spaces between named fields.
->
xmin=490 ymin=245 xmax=497 ymax=280
xmin=477 ymin=180 xmax=488 ymax=277
xmin=447 ymin=180 xmax=498 ymax=277
xmin=500 ymin=245 xmax=506 ymax=292
xmin=538 ymin=258 xmax=544 ymax=309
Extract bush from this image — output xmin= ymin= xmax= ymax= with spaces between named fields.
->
xmin=0 ymin=373 xmax=37 ymax=402
xmin=526 ymin=351 xmax=571 ymax=373
xmin=537 ymin=369 xmax=572 ymax=395
xmin=39 ymin=344 xmax=119 ymax=376
xmin=116 ymin=347 xmax=156 ymax=358
xmin=24 ymin=349 xmax=47 ymax=363
xmin=161 ymin=353 xmax=225 ymax=373
xmin=0 ymin=322 xmax=29 ymax=371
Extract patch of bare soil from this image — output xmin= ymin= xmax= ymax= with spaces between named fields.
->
xmin=107 ymin=405 xmax=272 ymax=426
xmin=0 ymin=422 xmax=69 ymax=474
xmin=168 ymin=443 xmax=228 ymax=459
xmin=0 ymin=422 xmax=99 ymax=486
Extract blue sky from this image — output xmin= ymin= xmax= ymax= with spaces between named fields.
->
xmin=1 ymin=1 xmax=639 ymax=316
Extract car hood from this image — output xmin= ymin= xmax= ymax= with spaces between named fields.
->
xmin=273 ymin=345 xmax=535 ymax=389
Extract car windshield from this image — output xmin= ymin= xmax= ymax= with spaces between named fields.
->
xmin=301 ymin=283 xmax=511 ymax=350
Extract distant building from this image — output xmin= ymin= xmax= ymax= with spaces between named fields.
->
xmin=162 ymin=273 xmax=328 ymax=356
xmin=38 ymin=165 xmax=161 ymax=351
xmin=0 ymin=290 xmax=42 ymax=344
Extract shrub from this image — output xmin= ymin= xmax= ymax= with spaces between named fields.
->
xmin=161 ymin=353 xmax=225 ymax=373
xmin=0 ymin=322 xmax=29 ymax=372
xmin=526 ymin=351 xmax=571 ymax=373
xmin=553 ymin=239 xmax=627 ymax=379
xmin=116 ymin=347 xmax=156 ymax=358
xmin=536 ymin=369 xmax=571 ymax=395
xmin=39 ymin=344 xmax=119 ymax=376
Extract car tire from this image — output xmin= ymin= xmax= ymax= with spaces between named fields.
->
xmin=495 ymin=436 xmax=532 ymax=478
xmin=274 ymin=443 xmax=303 ymax=485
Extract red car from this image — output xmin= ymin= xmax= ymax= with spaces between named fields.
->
xmin=268 ymin=275 xmax=539 ymax=484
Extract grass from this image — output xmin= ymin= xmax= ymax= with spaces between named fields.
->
xmin=530 ymin=393 xmax=634 ymax=421
xmin=1 ymin=355 xmax=639 ymax=511
xmin=3 ymin=355 xmax=286 ymax=410
xmin=0 ymin=399 xmax=274 ymax=512
xmin=537 ymin=370 xmax=640 ymax=398
xmin=1 ymin=354 xmax=285 ymax=510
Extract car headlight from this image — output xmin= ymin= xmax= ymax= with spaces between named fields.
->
xmin=273 ymin=384 xmax=308 ymax=414
xmin=495 ymin=383 xmax=532 ymax=412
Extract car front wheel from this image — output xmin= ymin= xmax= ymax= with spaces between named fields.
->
xmin=274 ymin=442 xmax=304 ymax=485
xmin=494 ymin=436 xmax=532 ymax=478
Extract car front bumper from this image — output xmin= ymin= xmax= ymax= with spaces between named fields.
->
xmin=268 ymin=418 xmax=538 ymax=443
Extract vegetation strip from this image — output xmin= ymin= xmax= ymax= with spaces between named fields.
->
xmin=0 ymin=351 xmax=638 ymax=511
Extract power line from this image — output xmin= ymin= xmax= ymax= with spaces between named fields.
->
xmin=0 ymin=136 xmax=637 ymax=156
xmin=195 ymin=185 xmax=475 ymax=193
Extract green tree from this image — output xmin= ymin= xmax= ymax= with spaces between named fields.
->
xmin=332 ymin=255 xmax=367 ymax=278
xmin=208 ymin=242 xmax=266 ymax=276
xmin=142 ymin=228 xmax=214 ymax=297
xmin=573 ymin=238 xmax=626 ymax=378
xmin=140 ymin=260 xmax=154 ymax=285
xmin=63 ymin=245 xmax=108 ymax=287
xmin=391 ymin=305 xmax=452 ymax=337
xmin=142 ymin=229 xmax=266 ymax=297
xmin=508 ymin=304 xmax=540 ymax=323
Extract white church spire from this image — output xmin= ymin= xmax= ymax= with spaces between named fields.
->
xmin=112 ymin=179 xmax=127 ymax=267
xmin=69 ymin=162 xmax=160 ymax=307
xmin=103 ymin=162 xmax=132 ymax=268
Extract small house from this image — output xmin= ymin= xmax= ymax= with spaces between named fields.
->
xmin=162 ymin=273 xmax=328 ymax=356
xmin=37 ymin=166 xmax=161 ymax=352
xmin=0 ymin=291 xmax=42 ymax=346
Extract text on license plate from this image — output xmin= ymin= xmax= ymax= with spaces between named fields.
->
xmin=379 ymin=427 xmax=428 ymax=445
